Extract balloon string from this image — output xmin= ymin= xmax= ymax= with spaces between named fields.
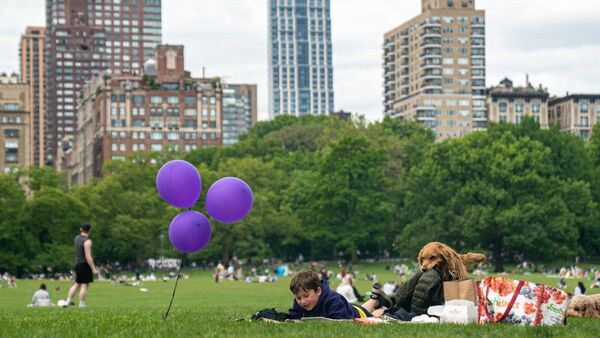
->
xmin=163 ymin=259 xmax=182 ymax=320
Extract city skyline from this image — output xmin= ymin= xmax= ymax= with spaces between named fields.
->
xmin=1 ymin=0 xmax=599 ymax=122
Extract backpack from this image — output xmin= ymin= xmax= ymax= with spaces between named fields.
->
xmin=251 ymin=308 xmax=291 ymax=322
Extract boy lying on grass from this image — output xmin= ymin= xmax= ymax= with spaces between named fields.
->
xmin=288 ymin=270 xmax=383 ymax=319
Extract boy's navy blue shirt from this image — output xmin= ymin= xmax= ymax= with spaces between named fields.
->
xmin=288 ymin=280 xmax=359 ymax=319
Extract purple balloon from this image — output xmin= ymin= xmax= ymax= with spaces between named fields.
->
xmin=205 ymin=177 xmax=254 ymax=223
xmin=156 ymin=160 xmax=201 ymax=208
xmin=168 ymin=211 xmax=212 ymax=254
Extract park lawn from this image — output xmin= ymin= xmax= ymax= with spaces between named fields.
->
xmin=1 ymin=266 xmax=599 ymax=337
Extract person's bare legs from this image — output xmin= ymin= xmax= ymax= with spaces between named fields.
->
xmin=64 ymin=283 xmax=80 ymax=306
xmin=361 ymin=299 xmax=379 ymax=313
xmin=361 ymin=299 xmax=387 ymax=318
xmin=67 ymin=283 xmax=80 ymax=300
xmin=79 ymin=283 xmax=89 ymax=307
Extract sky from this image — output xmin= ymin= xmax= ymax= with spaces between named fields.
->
xmin=1 ymin=0 xmax=599 ymax=122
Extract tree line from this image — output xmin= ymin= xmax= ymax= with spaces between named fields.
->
xmin=2 ymin=115 xmax=600 ymax=274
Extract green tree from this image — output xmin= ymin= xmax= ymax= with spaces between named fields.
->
xmin=398 ymin=131 xmax=587 ymax=271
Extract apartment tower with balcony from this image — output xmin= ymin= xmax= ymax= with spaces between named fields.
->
xmin=383 ymin=0 xmax=485 ymax=139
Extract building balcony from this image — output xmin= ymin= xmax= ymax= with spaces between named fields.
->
xmin=471 ymin=64 xmax=485 ymax=69
xmin=421 ymin=85 xmax=443 ymax=91
xmin=471 ymin=54 xmax=485 ymax=59
xmin=421 ymin=42 xmax=442 ymax=49
xmin=421 ymin=21 xmax=442 ymax=28
xmin=421 ymin=62 xmax=442 ymax=69
xmin=421 ymin=32 xmax=442 ymax=39
xmin=422 ymin=74 xmax=442 ymax=80
xmin=420 ymin=53 xmax=442 ymax=59
xmin=471 ymin=22 xmax=485 ymax=28
xmin=417 ymin=114 xmax=437 ymax=121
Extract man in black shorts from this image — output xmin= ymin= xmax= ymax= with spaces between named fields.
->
xmin=64 ymin=224 xmax=98 ymax=308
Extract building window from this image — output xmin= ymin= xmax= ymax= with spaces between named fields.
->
xmin=515 ymin=103 xmax=524 ymax=113
xmin=581 ymin=103 xmax=589 ymax=113
xmin=184 ymin=96 xmax=197 ymax=105
xmin=447 ymin=0 xmax=454 ymax=7
xmin=2 ymin=103 xmax=19 ymax=111
xmin=532 ymin=103 xmax=541 ymax=113
xmin=150 ymin=96 xmax=162 ymax=104
xmin=499 ymin=102 xmax=507 ymax=113
xmin=167 ymin=96 xmax=179 ymax=104
xmin=132 ymin=95 xmax=145 ymax=104
xmin=4 ymin=129 xmax=19 ymax=138
xmin=581 ymin=130 xmax=590 ymax=139
xmin=168 ymin=132 xmax=179 ymax=140
xmin=581 ymin=116 xmax=589 ymax=127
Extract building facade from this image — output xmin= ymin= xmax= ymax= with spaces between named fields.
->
xmin=383 ymin=0 xmax=486 ymax=140
xmin=0 ymin=74 xmax=31 ymax=173
xmin=268 ymin=0 xmax=334 ymax=118
xmin=548 ymin=94 xmax=600 ymax=140
xmin=20 ymin=26 xmax=46 ymax=167
xmin=45 ymin=0 xmax=162 ymax=166
xmin=70 ymin=45 xmax=223 ymax=185
xmin=222 ymin=83 xmax=257 ymax=146
xmin=487 ymin=78 xmax=549 ymax=128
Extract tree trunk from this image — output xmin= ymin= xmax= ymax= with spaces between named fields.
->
xmin=351 ymin=251 xmax=358 ymax=265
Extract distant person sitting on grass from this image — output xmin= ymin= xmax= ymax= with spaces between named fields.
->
xmin=287 ymin=271 xmax=373 ymax=319
xmin=31 ymin=283 xmax=51 ymax=307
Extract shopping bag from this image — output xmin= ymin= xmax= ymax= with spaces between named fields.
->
xmin=477 ymin=276 xmax=570 ymax=326
xmin=444 ymin=279 xmax=477 ymax=303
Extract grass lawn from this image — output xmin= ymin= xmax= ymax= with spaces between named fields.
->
xmin=1 ymin=263 xmax=599 ymax=337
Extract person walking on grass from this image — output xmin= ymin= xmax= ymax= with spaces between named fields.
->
xmin=64 ymin=224 xmax=98 ymax=308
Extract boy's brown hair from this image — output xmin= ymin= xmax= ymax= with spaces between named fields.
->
xmin=290 ymin=270 xmax=321 ymax=294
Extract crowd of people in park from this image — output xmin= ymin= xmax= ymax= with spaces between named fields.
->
xmin=6 ymin=231 xmax=600 ymax=310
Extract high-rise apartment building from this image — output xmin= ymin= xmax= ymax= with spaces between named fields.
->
xmin=45 ymin=0 xmax=162 ymax=166
xmin=548 ymin=94 xmax=600 ymax=140
xmin=70 ymin=45 xmax=223 ymax=185
xmin=20 ymin=26 xmax=46 ymax=167
xmin=268 ymin=0 xmax=334 ymax=118
xmin=0 ymin=74 xmax=31 ymax=173
xmin=383 ymin=0 xmax=485 ymax=140
xmin=487 ymin=78 xmax=549 ymax=128
xmin=222 ymin=83 xmax=257 ymax=146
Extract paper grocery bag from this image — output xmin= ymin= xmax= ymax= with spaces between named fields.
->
xmin=444 ymin=279 xmax=477 ymax=304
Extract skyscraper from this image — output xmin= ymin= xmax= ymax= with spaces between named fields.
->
xmin=45 ymin=0 xmax=162 ymax=166
xmin=20 ymin=26 xmax=46 ymax=166
xmin=222 ymin=83 xmax=257 ymax=146
xmin=268 ymin=0 xmax=334 ymax=118
xmin=383 ymin=0 xmax=486 ymax=140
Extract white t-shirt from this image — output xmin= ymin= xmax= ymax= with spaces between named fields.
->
xmin=32 ymin=289 xmax=51 ymax=306
xmin=336 ymin=283 xmax=358 ymax=304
